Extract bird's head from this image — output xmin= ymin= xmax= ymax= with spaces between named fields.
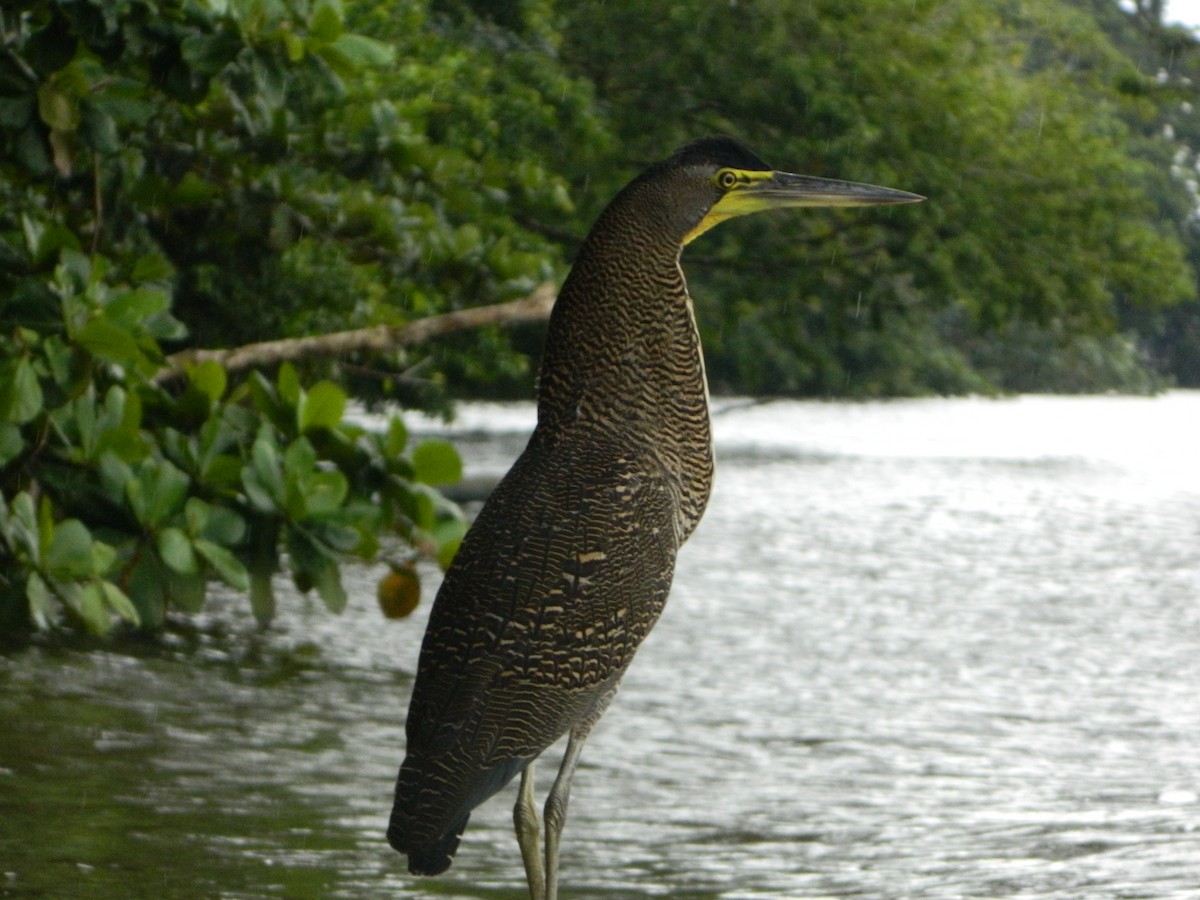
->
xmin=642 ymin=136 xmax=923 ymax=245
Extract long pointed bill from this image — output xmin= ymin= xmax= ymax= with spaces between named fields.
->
xmin=684 ymin=169 xmax=924 ymax=244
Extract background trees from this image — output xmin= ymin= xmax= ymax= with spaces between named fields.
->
xmin=2 ymin=0 xmax=1198 ymax=634
xmin=551 ymin=0 xmax=1197 ymax=393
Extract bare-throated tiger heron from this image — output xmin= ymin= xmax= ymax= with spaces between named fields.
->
xmin=388 ymin=136 xmax=922 ymax=898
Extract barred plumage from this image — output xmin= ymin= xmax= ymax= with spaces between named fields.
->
xmin=387 ymin=136 xmax=921 ymax=898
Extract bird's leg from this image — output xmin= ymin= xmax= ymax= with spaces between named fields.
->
xmin=514 ymin=762 xmax=545 ymax=900
xmin=542 ymin=684 xmax=619 ymax=900
xmin=543 ymin=728 xmax=589 ymax=900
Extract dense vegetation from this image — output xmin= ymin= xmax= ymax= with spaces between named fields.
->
xmin=2 ymin=0 xmax=1199 ymax=635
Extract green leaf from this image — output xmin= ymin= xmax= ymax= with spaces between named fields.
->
xmin=189 ymin=360 xmax=227 ymax=403
xmin=411 ymin=439 xmax=463 ymax=486
xmin=127 ymin=460 xmax=190 ymax=528
xmin=99 ymin=385 xmax=129 ymax=432
xmin=205 ymin=454 xmax=242 ymax=488
xmin=26 ymin=571 xmax=54 ymax=630
xmin=125 ymin=477 xmax=148 ymax=525
xmin=131 ymin=253 xmax=174 ymax=282
xmin=277 ymin=362 xmax=301 ymax=407
xmin=246 ymin=372 xmax=290 ymax=432
xmin=76 ymin=317 xmax=142 ymax=366
xmin=430 ymin=513 xmax=468 ymax=550
xmin=197 ymin=412 xmax=238 ymax=470
xmin=100 ymin=580 xmax=139 ymax=625
xmin=157 ymin=527 xmax=198 ymax=575
xmin=280 ymin=439 xmax=322 ymax=519
xmin=282 ymin=436 xmax=317 ymax=475
xmin=64 ymin=389 xmax=98 ymax=456
xmin=149 ymin=461 xmax=191 ymax=523
xmin=195 ymin=538 xmax=249 ymax=591
xmin=69 ymin=581 xmax=111 ymax=634
xmin=437 ymin=535 xmax=463 ymax=571
xmin=2 ymin=492 xmax=39 ymax=560
xmin=323 ymin=34 xmax=396 ymax=69
xmin=98 ymin=452 xmax=133 ymax=504
xmin=22 ymin=216 xmax=79 ymax=265
xmin=309 ymin=0 xmax=344 ymax=43
xmin=0 ymin=423 xmax=24 ymax=467
xmin=409 ymin=486 xmax=436 ymax=531
xmin=0 ymin=358 xmax=44 ymax=425
xmin=37 ymin=81 xmax=79 ymax=132
xmin=203 ymin=505 xmax=246 ymax=545
xmin=242 ymin=473 xmax=277 ymax=513
xmin=298 ymin=380 xmax=346 ymax=432
xmin=146 ymin=309 xmax=187 ymax=342
xmin=183 ymin=497 xmax=210 ymax=536
xmin=105 ymin=287 xmax=169 ymax=327
xmin=243 ymin=433 xmax=285 ymax=512
xmin=7 ymin=490 xmax=36 ymax=526
xmin=14 ymin=123 xmax=50 ymax=174
xmin=384 ymin=416 xmax=407 ymax=457
xmin=312 ymin=520 xmax=363 ymax=554
xmin=71 ymin=386 xmax=133 ymax=463
xmin=286 ymin=523 xmax=334 ymax=569
xmin=80 ymin=103 xmax=119 ymax=153
xmin=88 ymin=82 xmax=155 ymax=130
xmin=89 ymin=538 xmax=116 ymax=576
xmin=180 ymin=29 xmax=242 ymax=75
xmin=126 ymin=556 xmax=167 ymax=631
xmin=0 ymin=95 xmax=33 ymax=130
xmin=300 ymin=470 xmax=349 ymax=517
xmin=37 ymin=496 xmax=54 ymax=561
xmin=312 ymin=559 xmax=347 ymax=613
xmin=166 ymin=569 xmax=207 ymax=613
xmin=45 ymin=519 xmax=95 ymax=579
xmin=171 ymin=172 xmax=219 ymax=205
xmin=283 ymin=31 xmax=306 ymax=62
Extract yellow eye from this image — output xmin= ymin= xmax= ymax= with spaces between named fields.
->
xmin=715 ymin=169 xmax=739 ymax=190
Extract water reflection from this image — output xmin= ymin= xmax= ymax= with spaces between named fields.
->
xmin=3 ymin=394 xmax=1199 ymax=898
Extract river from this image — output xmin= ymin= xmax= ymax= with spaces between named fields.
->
xmin=2 ymin=394 xmax=1199 ymax=899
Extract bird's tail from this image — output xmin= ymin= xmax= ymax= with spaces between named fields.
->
xmin=388 ymin=807 xmax=469 ymax=875
xmin=388 ymin=750 xmax=530 ymax=875
xmin=388 ymin=756 xmax=470 ymax=875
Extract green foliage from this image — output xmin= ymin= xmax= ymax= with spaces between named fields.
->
xmin=0 ymin=266 xmax=465 ymax=633
xmin=0 ymin=242 xmax=465 ymax=634
xmin=554 ymin=0 xmax=1197 ymax=394
xmin=2 ymin=0 xmax=601 ymax=400
xmin=0 ymin=0 xmax=469 ymax=635
xmin=1075 ymin=0 xmax=1200 ymax=387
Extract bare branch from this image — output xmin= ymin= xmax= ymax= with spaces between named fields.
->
xmin=155 ymin=282 xmax=557 ymax=384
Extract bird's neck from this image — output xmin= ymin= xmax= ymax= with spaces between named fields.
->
xmin=536 ymin=238 xmax=713 ymax=536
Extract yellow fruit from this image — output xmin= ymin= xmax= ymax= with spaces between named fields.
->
xmin=378 ymin=566 xmax=420 ymax=618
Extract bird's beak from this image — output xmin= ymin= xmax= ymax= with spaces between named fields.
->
xmin=684 ymin=170 xmax=924 ymax=245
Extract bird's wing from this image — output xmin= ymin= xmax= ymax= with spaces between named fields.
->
xmin=404 ymin=427 xmax=681 ymax=767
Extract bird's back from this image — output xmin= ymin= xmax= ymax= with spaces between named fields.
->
xmin=388 ymin=423 xmax=682 ymax=873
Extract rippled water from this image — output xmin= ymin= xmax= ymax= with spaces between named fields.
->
xmin=3 ymin=394 xmax=1199 ymax=898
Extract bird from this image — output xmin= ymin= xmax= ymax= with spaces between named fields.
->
xmin=387 ymin=136 xmax=922 ymax=898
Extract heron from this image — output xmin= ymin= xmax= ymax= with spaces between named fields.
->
xmin=387 ymin=136 xmax=922 ymax=898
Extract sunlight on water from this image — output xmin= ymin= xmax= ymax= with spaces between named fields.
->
xmin=3 ymin=394 xmax=1199 ymax=898
xmin=709 ymin=393 xmax=1198 ymax=492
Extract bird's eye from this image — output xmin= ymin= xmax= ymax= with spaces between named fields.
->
xmin=716 ymin=169 xmax=739 ymax=190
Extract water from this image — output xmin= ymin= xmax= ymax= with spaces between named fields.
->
xmin=3 ymin=394 xmax=1199 ymax=899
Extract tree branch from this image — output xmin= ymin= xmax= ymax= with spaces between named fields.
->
xmin=155 ymin=281 xmax=557 ymax=384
